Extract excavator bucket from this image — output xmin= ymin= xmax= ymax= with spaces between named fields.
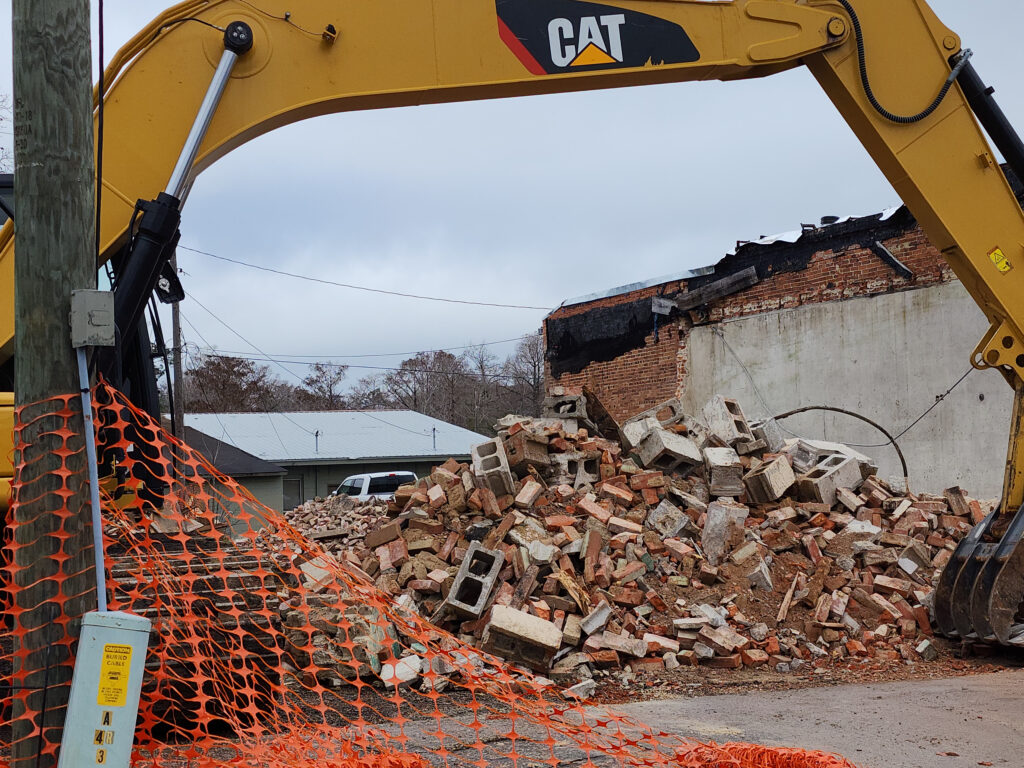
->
xmin=935 ymin=506 xmax=1024 ymax=645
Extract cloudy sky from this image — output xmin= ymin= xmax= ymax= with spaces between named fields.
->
xmin=1 ymin=1 xmax=1022 ymax=391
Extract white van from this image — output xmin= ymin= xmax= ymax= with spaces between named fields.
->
xmin=330 ymin=471 xmax=417 ymax=501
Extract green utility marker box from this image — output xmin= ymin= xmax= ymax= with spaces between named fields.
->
xmin=58 ymin=611 xmax=151 ymax=768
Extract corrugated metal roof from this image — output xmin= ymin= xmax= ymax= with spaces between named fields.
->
xmin=184 ymin=410 xmax=488 ymax=464
xmin=556 ymin=266 xmax=714 ymax=311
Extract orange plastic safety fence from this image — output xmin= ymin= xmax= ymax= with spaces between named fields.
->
xmin=1 ymin=382 xmax=862 ymax=768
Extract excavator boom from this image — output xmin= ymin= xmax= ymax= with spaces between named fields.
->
xmin=1 ymin=0 xmax=1022 ymax=642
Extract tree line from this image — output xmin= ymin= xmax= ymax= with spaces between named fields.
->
xmin=178 ymin=333 xmax=545 ymax=435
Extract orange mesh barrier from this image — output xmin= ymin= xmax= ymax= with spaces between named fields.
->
xmin=1 ymin=382 xmax=861 ymax=768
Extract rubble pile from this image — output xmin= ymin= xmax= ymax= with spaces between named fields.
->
xmin=281 ymin=388 xmax=987 ymax=696
xmin=276 ymin=494 xmax=389 ymax=560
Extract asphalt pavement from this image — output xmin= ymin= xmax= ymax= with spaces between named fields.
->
xmin=615 ymin=669 xmax=1024 ymax=768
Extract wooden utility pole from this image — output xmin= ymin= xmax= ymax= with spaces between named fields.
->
xmin=11 ymin=2 xmax=97 ymax=766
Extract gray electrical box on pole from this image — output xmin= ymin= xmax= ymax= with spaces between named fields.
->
xmin=56 ymin=612 xmax=151 ymax=768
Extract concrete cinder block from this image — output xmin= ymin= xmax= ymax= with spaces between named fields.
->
xmin=621 ymin=399 xmax=689 ymax=450
xmin=472 ymin=438 xmax=516 ymax=497
xmin=797 ymin=455 xmax=863 ymax=507
xmin=549 ymin=451 xmax=601 ymax=488
xmin=703 ymin=446 xmax=744 ymax=497
xmin=447 ymin=541 xmax=505 ymax=618
xmin=743 ymin=455 xmax=795 ymax=503
xmin=543 ymin=393 xmax=588 ymax=421
xmin=751 ymin=418 xmax=787 ymax=453
xmin=636 ymin=427 xmax=702 ymax=473
xmin=503 ymin=431 xmax=550 ymax=474
xmin=702 ymin=395 xmax=755 ymax=446
xmin=482 ymin=605 xmax=562 ymax=671
xmin=787 ymin=439 xmax=840 ymax=475
xmin=621 ymin=416 xmax=660 ymax=452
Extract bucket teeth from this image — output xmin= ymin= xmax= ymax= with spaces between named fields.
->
xmin=935 ymin=507 xmax=1024 ymax=645
xmin=983 ymin=504 xmax=1024 ymax=644
xmin=951 ymin=543 xmax=996 ymax=638
xmin=934 ymin=511 xmax=997 ymax=637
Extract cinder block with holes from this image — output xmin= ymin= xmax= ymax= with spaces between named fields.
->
xmin=549 ymin=451 xmax=601 ymax=488
xmin=447 ymin=541 xmax=505 ymax=618
xmin=503 ymin=431 xmax=550 ymax=474
xmin=472 ymin=439 xmax=516 ymax=497
xmin=636 ymin=427 xmax=702 ymax=473
xmin=743 ymin=454 xmax=795 ymax=503
xmin=788 ymin=439 xmax=840 ymax=475
xmin=797 ymin=455 xmax=862 ymax=507
xmin=751 ymin=418 xmax=787 ymax=453
xmin=702 ymin=395 xmax=755 ymax=446
xmin=542 ymin=393 xmax=588 ymax=421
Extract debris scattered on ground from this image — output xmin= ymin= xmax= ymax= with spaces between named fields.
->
xmin=270 ymin=387 xmax=991 ymax=698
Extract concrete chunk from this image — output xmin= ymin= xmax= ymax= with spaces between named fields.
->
xmin=580 ymin=601 xmax=612 ymax=636
xmin=701 ymin=500 xmax=749 ymax=566
xmin=482 ymin=605 xmax=562 ymax=672
xmin=646 ymin=500 xmax=690 ymax=539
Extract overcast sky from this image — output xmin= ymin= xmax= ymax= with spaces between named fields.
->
xmin=1 ymin=1 xmax=1022 ymax=391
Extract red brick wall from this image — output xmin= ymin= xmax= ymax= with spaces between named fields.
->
xmin=545 ymin=224 xmax=956 ymax=421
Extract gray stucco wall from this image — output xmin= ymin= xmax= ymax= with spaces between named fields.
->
xmin=239 ymin=476 xmax=284 ymax=514
xmin=681 ymin=281 xmax=1011 ymax=498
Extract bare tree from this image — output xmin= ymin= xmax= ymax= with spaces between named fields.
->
xmin=346 ymin=373 xmax=400 ymax=410
xmin=502 ymin=332 xmax=544 ymax=417
xmin=184 ymin=354 xmax=299 ymax=413
xmin=298 ymin=361 xmax=349 ymax=409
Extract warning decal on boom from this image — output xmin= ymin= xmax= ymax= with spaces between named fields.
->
xmin=496 ymin=0 xmax=700 ymax=75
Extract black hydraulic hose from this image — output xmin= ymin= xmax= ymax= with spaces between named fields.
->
xmin=837 ymin=0 xmax=972 ymax=124
xmin=772 ymin=405 xmax=909 ymax=481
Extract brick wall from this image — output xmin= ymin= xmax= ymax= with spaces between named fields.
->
xmin=545 ymin=218 xmax=957 ymax=421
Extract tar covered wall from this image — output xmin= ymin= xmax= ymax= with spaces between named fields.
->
xmin=544 ymin=205 xmax=1014 ymax=496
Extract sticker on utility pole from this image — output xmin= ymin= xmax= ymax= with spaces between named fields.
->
xmin=96 ymin=644 xmax=133 ymax=707
xmin=990 ymin=247 xmax=1013 ymax=273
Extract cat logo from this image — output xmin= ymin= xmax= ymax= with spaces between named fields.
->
xmin=496 ymin=0 xmax=699 ymax=76
xmin=548 ymin=14 xmax=626 ymax=67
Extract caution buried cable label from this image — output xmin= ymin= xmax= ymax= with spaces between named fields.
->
xmin=97 ymin=643 xmax=132 ymax=707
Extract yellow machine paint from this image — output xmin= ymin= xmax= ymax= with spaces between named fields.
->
xmin=1 ymin=0 xmax=1023 ymax=638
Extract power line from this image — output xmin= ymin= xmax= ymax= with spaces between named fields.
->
xmin=190 ymin=334 xmax=538 ymax=360
xmin=197 ymin=349 xmax=541 ymax=387
xmin=178 ymin=244 xmax=555 ymax=311
xmin=181 ymin=302 xmax=319 ymax=437
xmin=711 ymin=325 xmax=976 ymax=449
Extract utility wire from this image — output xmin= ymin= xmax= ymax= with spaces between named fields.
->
xmin=185 ymin=294 xmax=308 ymax=384
xmin=197 ymin=350 xmax=542 ymax=387
xmin=191 ymin=334 xmax=538 ymax=360
xmin=178 ymin=245 xmax=555 ymax=311
xmin=180 ymin=320 xmax=308 ymax=450
xmin=711 ymin=324 xmax=975 ymax=449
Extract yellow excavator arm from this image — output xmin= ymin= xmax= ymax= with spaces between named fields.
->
xmin=1 ymin=0 xmax=1022 ymax=641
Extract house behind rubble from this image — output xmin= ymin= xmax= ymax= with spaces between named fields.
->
xmin=185 ymin=409 xmax=487 ymax=510
xmin=545 ymin=173 xmax=1024 ymax=497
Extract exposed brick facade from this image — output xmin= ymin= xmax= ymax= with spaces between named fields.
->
xmin=544 ymin=213 xmax=956 ymax=421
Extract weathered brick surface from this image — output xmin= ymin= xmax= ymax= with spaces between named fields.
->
xmin=545 ymin=223 xmax=954 ymax=420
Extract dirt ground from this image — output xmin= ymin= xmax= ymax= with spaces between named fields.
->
xmin=614 ymin=667 xmax=1024 ymax=768
xmin=593 ymin=637 xmax=1024 ymax=703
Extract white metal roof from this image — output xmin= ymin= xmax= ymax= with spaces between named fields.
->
xmin=184 ymin=410 xmax=488 ymax=464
